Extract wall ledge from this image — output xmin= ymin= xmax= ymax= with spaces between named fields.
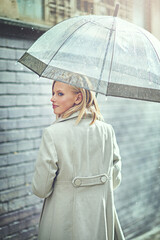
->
xmin=0 ymin=17 xmax=50 ymax=39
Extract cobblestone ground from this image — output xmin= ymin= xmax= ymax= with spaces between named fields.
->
xmin=133 ymin=228 xmax=160 ymax=240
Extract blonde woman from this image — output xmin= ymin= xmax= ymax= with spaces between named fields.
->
xmin=32 ymin=80 xmax=125 ymax=240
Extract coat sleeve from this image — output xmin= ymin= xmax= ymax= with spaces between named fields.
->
xmin=32 ymin=128 xmax=58 ymax=198
xmin=111 ymin=126 xmax=122 ymax=190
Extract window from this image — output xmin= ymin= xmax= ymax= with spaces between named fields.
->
xmin=0 ymin=0 xmax=44 ymax=25
xmin=77 ymin=0 xmax=94 ymax=13
xmin=17 ymin=0 xmax=43 ymax=21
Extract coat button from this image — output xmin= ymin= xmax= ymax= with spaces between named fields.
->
xmin=74 ymin=178 xmax=82 ymax=186
xmin=101 ymin=176 xmax=107 ymax=183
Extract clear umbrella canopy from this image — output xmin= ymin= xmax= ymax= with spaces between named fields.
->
xmin=19 ymin=15 xmax=160 ymax=102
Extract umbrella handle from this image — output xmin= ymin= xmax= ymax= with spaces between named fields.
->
xmin=113 ymin=3 xmax=120 ymax=17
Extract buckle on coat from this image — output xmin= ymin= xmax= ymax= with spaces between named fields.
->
xmin=72 ymin=173 xmax=110 ymax=187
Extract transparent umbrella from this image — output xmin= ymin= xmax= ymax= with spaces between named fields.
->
xmin=18 ymin=14 xmax=160 ymax=102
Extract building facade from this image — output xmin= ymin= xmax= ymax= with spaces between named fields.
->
xmin=1 ymin=0 xmax=160 ymax=40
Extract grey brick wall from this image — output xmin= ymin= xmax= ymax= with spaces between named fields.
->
xmin=0 ymin=30 xmax=55 ymax=240
xmin=0 ymin=26 xmax=160 ymax=240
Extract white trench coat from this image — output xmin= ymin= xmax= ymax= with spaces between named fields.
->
xmin=32 ymin=111 xmax=125 ymax=240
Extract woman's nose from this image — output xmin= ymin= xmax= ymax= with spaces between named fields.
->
xmin=50 ymin=95 xmax=55 ymax=102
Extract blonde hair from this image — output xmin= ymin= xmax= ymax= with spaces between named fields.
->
xmin=52 ymin=78 xmax=103 ymax=125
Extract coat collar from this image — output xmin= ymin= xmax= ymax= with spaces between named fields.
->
xmin=53 ymin=109 xmax=104 ymax=124
xmin=54 ymin=111 xmax=81 ymax=124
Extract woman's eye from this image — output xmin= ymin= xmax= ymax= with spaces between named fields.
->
xmin=58 ymin=92 xmax=64 ymax=96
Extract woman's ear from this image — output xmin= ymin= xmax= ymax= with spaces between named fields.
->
xmin=75 ymin=93 xmax=83 ymax=105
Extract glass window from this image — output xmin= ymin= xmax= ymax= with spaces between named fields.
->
xmin=77 ymin=0 xmax=81 ymax=11
xmin=17 ymin=0 xmax=43 ymax=21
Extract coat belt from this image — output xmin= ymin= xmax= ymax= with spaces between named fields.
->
xmin=72 ymin=173 xmax=111 ymax=187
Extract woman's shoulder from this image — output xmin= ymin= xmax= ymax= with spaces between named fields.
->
xmin=96 ymin=119 xmax=113 ymax=128
xmin=43 ymin=116 xmax=114 ymax=137
xmin=43 ymin=118 xmax=73 ymax=136
xmin=44 ymin=121 xmax=64 ymax=132
xmin=95 ymin=119 xmax=115 ymax=136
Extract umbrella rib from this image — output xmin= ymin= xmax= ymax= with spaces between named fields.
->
xmin=106 ymin=18 xmax=117 ymax=97
xmin=139 ymin=30 xmax=160 ymax=64
xmin=140 ymin=31 xmax=153 ymax=85
xmin=89 ymin=20 xmax=116 ymax=31
xmin=39 ymin=21 xmax=90 ymax=77
xmin=84 ymin=15 xmax=117 ymax=31
xmin=139 ymin=30 xmax=160 ymax=87
xmin=96 ymin=17 xmax=116 ymax=95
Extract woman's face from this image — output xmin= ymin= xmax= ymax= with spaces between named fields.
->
xmin=51 ymin=81 xmax=81 ymax=115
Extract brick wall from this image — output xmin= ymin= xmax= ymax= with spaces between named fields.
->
xmin=0 ymin=23 xmax=160 ymax=240
xmin=0 ymin=24 xmax=54 ymax=239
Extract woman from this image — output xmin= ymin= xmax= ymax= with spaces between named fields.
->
xmin=32 ymin=80 xmax=125 ymax=240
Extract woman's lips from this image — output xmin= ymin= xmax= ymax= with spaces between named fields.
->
xmin=52 ymin=104 xmax=58 ymax=109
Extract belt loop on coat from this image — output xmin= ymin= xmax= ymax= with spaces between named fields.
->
xmin=72 ymin=173 xmax=111 ymax=187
